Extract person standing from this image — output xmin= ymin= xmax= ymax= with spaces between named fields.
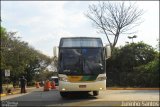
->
xmin=19 ymin=76 xmax=27 ymax=93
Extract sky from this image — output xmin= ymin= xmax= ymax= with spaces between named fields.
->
xmin=1 ymin=1 xmax=159 ymax=57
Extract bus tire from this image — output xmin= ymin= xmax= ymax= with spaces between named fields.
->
xmin=60 ymin=92 xmax=68 ymax=98
xmin=93 ymin=91 xmax=99 ymax=96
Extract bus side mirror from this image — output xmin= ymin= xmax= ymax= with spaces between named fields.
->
xmin=105 ymin=45 xmax=111 ymax=59
xmin=53 ymin=46 xmax=58 ymax=58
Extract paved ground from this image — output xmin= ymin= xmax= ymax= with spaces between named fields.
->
xmin=1 ymin=87 xmax=159 ymax=106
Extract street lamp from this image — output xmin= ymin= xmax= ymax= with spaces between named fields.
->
xmin=128 ymin=35 xmax=137 ymax=72
xmin=128 ymin=35 xmax=137 ymax=43
xmin=125 ymin=41 xmax=129 ymax=44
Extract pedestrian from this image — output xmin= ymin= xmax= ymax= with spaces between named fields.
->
xmin=19 ymin=76 xmax=27 ymax=93
xmin=41 ymin=80 xmax=44 ymax=86
xmin=42 ymin=80 xmax=45 ymax=86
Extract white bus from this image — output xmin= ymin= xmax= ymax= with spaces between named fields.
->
xmin=50 ymin=76 xmax=59 ymax=86
xmin=53 ymin=37 xmax=111 ymax=98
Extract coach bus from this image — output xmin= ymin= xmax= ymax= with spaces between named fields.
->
xmin=53 ymin=37 xmax=111 ymax=98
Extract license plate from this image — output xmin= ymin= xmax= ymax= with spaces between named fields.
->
xmin=79 ymin=85 xmax=86 ymax=88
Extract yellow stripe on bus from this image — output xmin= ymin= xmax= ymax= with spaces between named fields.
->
xmin=68 ymin=76 xmax=82 ymax=82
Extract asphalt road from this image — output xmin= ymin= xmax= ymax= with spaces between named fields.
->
xmin=1 ymin=87 xmax=159 ymax=106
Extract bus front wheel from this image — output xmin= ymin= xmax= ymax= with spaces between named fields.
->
xmin=93 ymin=91 xmax=99 ymax=96
xmin=60 ymin=92 xmax=68 ymax=98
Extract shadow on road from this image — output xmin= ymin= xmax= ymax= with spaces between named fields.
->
xmin=2 ymin=90 xmax=98 ymax=106
xmin=61 ymin=91 xmax=97 ymax=100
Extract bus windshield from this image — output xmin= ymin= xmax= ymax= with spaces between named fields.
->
xmin=60 ymin=38 xmax=103 ymax=47
xmin=59 ymin=48 xmax=105 ymax=75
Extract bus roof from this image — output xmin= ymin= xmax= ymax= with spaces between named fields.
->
xmin=59 ymin=37 xmax=103 ymax=48
xmin=60 ymin=37 xmax=101 ymax=39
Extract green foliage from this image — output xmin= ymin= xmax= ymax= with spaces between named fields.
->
xmin=106 ymin=42 xmax=159 ymax=87
xmin=117 ymin=42 xmax=156 ymax=69
xmin=34 ymin=70 xmax=57 ymax=81
xmin=1 ymin=26 xmax=51 ymax=85
xmin=134 ymin=55 xmax=159 ymax=87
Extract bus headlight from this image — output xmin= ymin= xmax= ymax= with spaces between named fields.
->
xmin=59 ymin=77 xmax=68 ymax=82
xmin=96 ymin=76 xmax=107 ymax=81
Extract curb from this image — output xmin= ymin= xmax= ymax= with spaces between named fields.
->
xmin=0 ymin=91 xmax=20 ymax=97
xmin=1 ymin=87 xmax=36 ymax=97
xmin=106 ymin=88 xmax=160 ymax=90
xmin=0 ymin=94 xmax=6 ymax=97
xmin=11 ymin=91 xmax=20 ymax=94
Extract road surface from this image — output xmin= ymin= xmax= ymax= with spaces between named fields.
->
xmin=1 ymin=87 xmax=159 ymax=106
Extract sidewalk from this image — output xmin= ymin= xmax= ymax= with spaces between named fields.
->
xmin=0 ymin=87 xmax=36 ymax=97
xmin=106 ymin=87 xmax=160 ymax=90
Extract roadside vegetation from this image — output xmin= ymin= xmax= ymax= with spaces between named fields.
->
xmin=1 ymin=26 xmax=52 ymax=88
xmin=106 ymin=42 xmax=159 ymax=87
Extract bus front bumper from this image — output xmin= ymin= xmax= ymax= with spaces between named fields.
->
xmin=58 ymin=80 xmax=106 ymax=92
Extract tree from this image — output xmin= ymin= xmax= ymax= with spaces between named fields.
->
xmin=106 ymin=42 xmax=158 ymax=87
xmin=133 ymin=52 xmax=159 ymax=87
xmin=85 ymin=1 xmax=144 ymax=52
xmin=118 ymin=42 xmax=157 ymax=68
xmin=35 ymin=70 xmax=57 ymax=82
xmin=24 ymin=50 xmax=51 ymax=83
xmin=1 ymin=26 xmax=51 ymax=86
